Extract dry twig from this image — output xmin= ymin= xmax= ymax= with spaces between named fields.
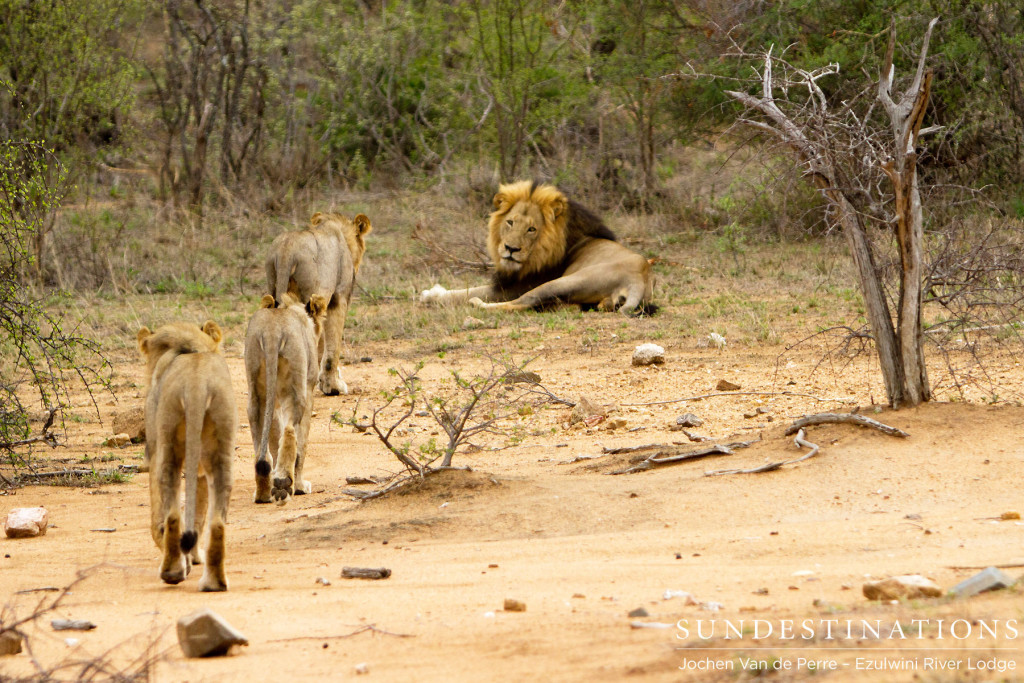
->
xmin=784 ymin=412 xmax=909 ymax=438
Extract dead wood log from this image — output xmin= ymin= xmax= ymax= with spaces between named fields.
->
xmin=608 ymin=438 xmax=760 ymax=475
xmin=784 ymin=413 xmax=909 ymax=438
xmin=341 ymin=567 xmax=392 ymax=580
xmin=705 ymin=429 xmax=820 ymax=477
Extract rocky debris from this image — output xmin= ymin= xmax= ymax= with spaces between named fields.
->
xmin=862 ymin=575 xmax=942 ymax=601
xmin=604 ymin=418 xmax=628 ymax=431
xmin=503 ymin=599 xmax=526 ymax=612
xmin=1000 ymin=511 xmax=1021 ymax=521
xmin=505 ymin=370 xmax=542 ymax=384
xmin=341 ymin=567 xmax=391 ymax=580
xmin=632 ymin=343 xmax=665 ymax=366
xmin=315 ymin=577 xmax=331 ymax=586
xmin=716 ymin=379 xmax=741 ymax=391
xmin=700 ymin=601 xmax=723 ymax=612
xmin=4 ymin=507 xmax=48 ymax=538
xmin=708 ymin=333 xmax=727 ymax=349
xmin=569 ymin=396 xmax=606 ymax=425
xmin=949 ymin=567 xmax=1015 ymax=598
xmin=675 ymin=413 xmax=704 ymax=428
xmin=743 ymin=407 xmax=769 ymax=419
xmin=111 ymin=407 xmax=145 ymax=443
xmin=0 ymin=631 xmax=22 ymax=656
xmin=176 ymin=608 xmax=249 ymax=658
xmin=103 ymin=434 xmax=131 ymax=448
xmin=355 ymin=663 xmax=369 ymax=675
xmin=51 ymin=619 xmax=96 ymax=631
xmin=461 ymin=316 xmax=487 ymax=330
xmin=663 ymin=590 xmax=697 ymax=604
xmin=627 ymin=607 xmax=649 ymax=618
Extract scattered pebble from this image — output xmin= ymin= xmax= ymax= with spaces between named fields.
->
xmin=355 ymin=663 xmax=369 ymax=675
xmin=504 ymin=599 xmax=526 ymax=612
xmin=863 ymin=575 xmax=942 ymax=601
xmin=4 ymin=507 xmax=48 ymax=538
xmin=0 ymin=631 xmax=22 ymax=656
xmin=628 ymin=607 xmax=649 ymax=618
xmin=675 ymin=413 xmax=703 ymax=428
xmin=716 ymin=379 xmax=741 ymax=391
xmin=949 ymin=567 xmax=1014 ymax=598
xmin=176 ymin=608 xmax=249 ymax=658
xmin=632 ymin=344 xmax=665 ymax=366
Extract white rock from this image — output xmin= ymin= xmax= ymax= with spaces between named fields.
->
xmin=176 ymin=608 xmax=249 ymax=658
xmin=4 ymin=507 xmax=48 ymax=538
xmin=862 ymin=575 xmax=942 ymax=601
xmin=708 ymin=333 xmax=727 ymax=349
xmin=355 ymin=663 xmax=369 ymax=675
xmin=632 ymin=343 xmax=665 ymax=366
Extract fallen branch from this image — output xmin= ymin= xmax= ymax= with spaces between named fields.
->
xmin=0 ymin=408 xmax=60 ymax=451
xmin=622 ymin=391 xmax=855 ymax=407
xmin=784 ymin=412 xmax=909 ymax=438
xmin=705 ymin=429 xmax=820 ymax=477
xmin=267 ymin=624 xmax=414 ymax=643
xmin=607 ymin=438 xmax=760 ymax=475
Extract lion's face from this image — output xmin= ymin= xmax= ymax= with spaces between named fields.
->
xmin=488 ymin=181 xmax=568 ymax=280
xmin=494 ymin=200 xmax=546 ymax=275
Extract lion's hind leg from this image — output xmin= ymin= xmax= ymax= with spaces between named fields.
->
xmin=271 ymin=425 xmax=297 ymax=504
xmin=198 ymin=463 xmax=231 ymax=592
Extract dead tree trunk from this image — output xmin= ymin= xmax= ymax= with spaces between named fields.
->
xmin=724 ymin=19 xmax=938 ymax=407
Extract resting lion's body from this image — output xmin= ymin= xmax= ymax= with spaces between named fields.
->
xmin=265 ymin=212 xmax=372 ymax=395
xmin=137 ymin=321 xmax=236 ymax=592
xmin=244 ymin=294 xmax=327 ymax=505
xmin=421 ymin=180 xmax=653 ymax=314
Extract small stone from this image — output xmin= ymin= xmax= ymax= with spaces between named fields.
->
xmin=949 ymin=567 xmax=1015 ymax=598
xmin=604 ymin=418 xmax=628 ymax=431
xmin=505 ymin=370 xmax=541 ymax=384
xmin=355 ymin=663 xmax=369 ymax=675
xmin=572 ymin=593 xmax=586 ymax=599
xmin=462 ymin=316 xmax=487 ymax=330
xmin=628 ymin=607 xmax=649 ymax=618
xmin=569 ymin=396 xmax=605 ymax=425
xmin=4 ymin=507 xmax=48 ymax=538
xmin=753 ymin=588 xmax=769 ymax=595
xmin=0 ymin=631 xmax=22 ymax=656
xmin=700 ymin=601 xmax=723 ymax=612
xmin=632 ymin=343 xmax=665 ymax=366
xmin=1000 ymin=511 xmax=1021 ymax=521
xmin=112 ymin=407 xmax=145 ymax=443
xmin=103 ymin=433 xmax=131 ymax=448
xmin=708 ymin=333 xmax=727 ymax=349
xmin=315 ymin=577 xmax=331 ymax=586
xmin=662 ymin=590 xmax=697 ymax=604
xmin=51 ymin=619 xmax=96 ymax=631
xmin=862 ymin=575 xmax=942 ymax=601
xmin=176 ymin=608 xmax=249 ymax=658
xmin=503 ymin=599 xmax=526 ymax=612
xmin=716 ymin=379 xmax=741 ymax=391
xmin=675 ymin=413 xmax=703 ymax=428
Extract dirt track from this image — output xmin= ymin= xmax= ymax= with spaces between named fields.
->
xmin=3 ymin=327 xmax=1024 ymax=682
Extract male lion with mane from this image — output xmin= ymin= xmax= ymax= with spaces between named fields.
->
xmin=266 ymin=211 xmax=372 ymax=395
xmin=421 ymin=180 xmax=654 ymax=314
xmin=244 ymin=293 xmax=327 ymax=504
xmin=136 ymin=321 xmax=235 ymax=591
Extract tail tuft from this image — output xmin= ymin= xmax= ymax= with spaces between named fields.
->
xmin=255 ymin=459 xmax=271 ymax=477
xmin=180 ymin=530 xmax=198 ymax=553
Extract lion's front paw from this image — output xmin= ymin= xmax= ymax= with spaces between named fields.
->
xmin=420 ymin=284 xmax=448 ymax=304
xmin=271 ymin=475 xmax=293 ymax=504
xmin=293 ymin=480 xmax=312 ymax=495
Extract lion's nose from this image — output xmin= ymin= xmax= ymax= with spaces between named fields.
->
xmin=504 ymin=244 xmax=521 ymax=255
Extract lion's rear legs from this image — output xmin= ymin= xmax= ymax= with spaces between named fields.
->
xmin=318 ymin=303 xmax=349 ymax=396
xmin=271 ymin=426 xmax=298 ymax=504
xmin=198 ymin=469 xmax=231 ymax=592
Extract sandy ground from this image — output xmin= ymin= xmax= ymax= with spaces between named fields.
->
xmin=3 ymin=324 xmax=1024 ymax=682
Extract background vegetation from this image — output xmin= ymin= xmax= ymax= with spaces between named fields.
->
xmin=3 ymin=0 xmax=1024 ymax=447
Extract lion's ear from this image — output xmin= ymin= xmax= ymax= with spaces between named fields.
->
xmin=550 ymin=195 xmax=568 ymax=219
xmin=307 ymin=294 xmax=328 ymax=320
xmin=353 ymin=214 xmax=372 ymax=236
xmin=137 ymin=327 xmax=152 ymax=356
xmin=492 ymin=192 xmax=508 ymax=211
xmin=202 ymin=321 xmax=223 ymax=346
xmin=310 ymin=212 xmax=325 ymax=226
xmin=259 ymin=294 xmax=276 ymax=309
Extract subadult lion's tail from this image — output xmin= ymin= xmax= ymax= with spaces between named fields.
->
xmin=179 ymin=377 xmax=209 ymax=555
xmin=254 ymin=333 xmax=281 ymax=483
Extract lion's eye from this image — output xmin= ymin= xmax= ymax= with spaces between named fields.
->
xmin=527 ymin=226 xmax=536 ymax=233
xmin=506 ymin=219 xmax=513 ymax=229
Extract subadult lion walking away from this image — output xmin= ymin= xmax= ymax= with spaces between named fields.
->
xmin=420 ymin=180 xmax=654 ymax=315
xmin=265 ymin=211 xmax=372 ymax=396
xmin=136 ymin=321 xmax=236 ymax=591
xmin=244 ymin=293 xmax=327 ymax=504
